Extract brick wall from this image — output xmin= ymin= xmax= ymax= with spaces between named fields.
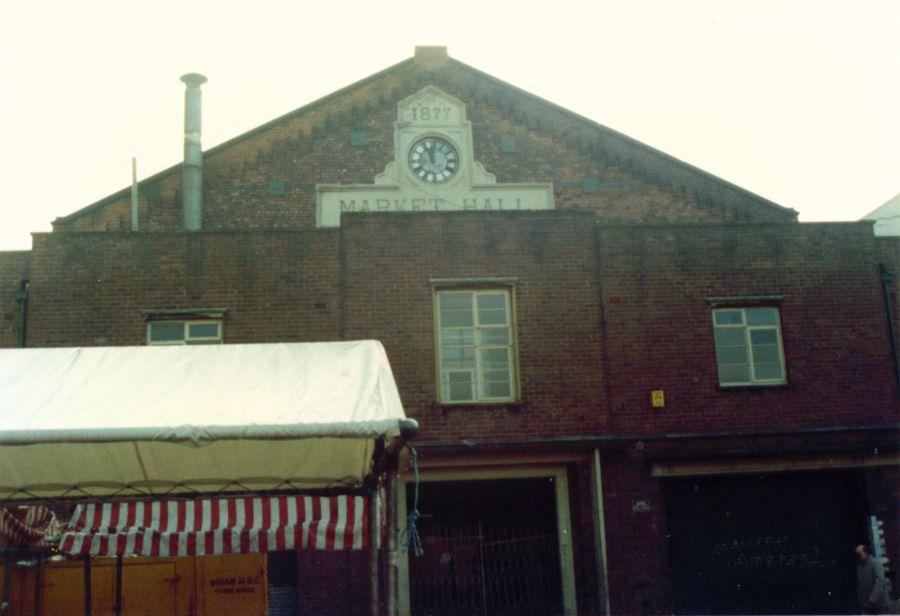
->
xmin=852 ymin=229 xmax=899 ymax=562
xmin=600 ymin=449 xmax=672 ymax=615
xmin=598 ymin=222 xmax=900 ymax=435
xmin=6 ymin=48 xmax=896 ymax=616
xmin=21 ymin=217 xmax=897 ymax=438
xmin=25 ymin=230 xmax=341 ymax=347
xmin=26 ymin=210 xmax=610 ymax=444
xmin=0 ymin=250 xmax=29 ymax=348
xmin=876 ymin=236 xmax=899 ymax=387
xmin=340 ymin=210 xmax=607 ymax=442
xmin=11 ymin=213 xmax=897 ymax=615
xmin=53 ymin=59 xmax=794 ymax=235
xmin=295 ymin=550 xmax=370 ymax=616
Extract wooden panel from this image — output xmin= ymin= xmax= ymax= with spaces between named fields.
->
xmin=197 ymin=554 xmax=267 ymax=616
xmin=1 ymin=554 xmax=270 ymax=615
xmin=118 ymin=562 xmax=179 ymax=616
xmin=38 ymin=560 xmax=178 ymax=616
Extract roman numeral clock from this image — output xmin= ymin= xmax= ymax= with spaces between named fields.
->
xmin=408 ymin=137 xmax=459 ymax=184
xmin=387 ymin=86 xmax=483 ymax=190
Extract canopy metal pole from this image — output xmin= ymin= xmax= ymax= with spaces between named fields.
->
xmin=385 ymin=471 xmax=399 ymax=616
xmin=369 ymin=489 xmax=381 ymax=616
xmin=368 ymin=422 xmax=418 ymax=616
xmin=591 ymin=448 xmax=611 ymax=615
xmin=1 ymin=553 xmax=11 ymax=616
xmin=114 ymin=555 xmax=123 ymax=616
xmin=33 ymin=555 xmax=42 ymax=616
xmin=83 ymin=555 xmax=91 ymax=616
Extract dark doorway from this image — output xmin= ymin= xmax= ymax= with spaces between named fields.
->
xmin=407 ymin=477 xmax=563 ymax=616
xmin=267 ymin=550 xmax=298 ymax=615
xmin=666 ymin=470 xmax=864 ymax=615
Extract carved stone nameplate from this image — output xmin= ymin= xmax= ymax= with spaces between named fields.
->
xmin=315 ymin=86 xmax=555 ymax=227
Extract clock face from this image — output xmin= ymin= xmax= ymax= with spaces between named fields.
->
xmin=408 ymin=137 xmax=459 ymax=184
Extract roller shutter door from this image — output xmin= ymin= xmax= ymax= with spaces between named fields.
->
xmin=665 ymin=470 xmax=863 ymax=615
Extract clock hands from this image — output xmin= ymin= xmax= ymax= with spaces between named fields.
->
xmin=409 ymin=137 xmax=457 ymax=183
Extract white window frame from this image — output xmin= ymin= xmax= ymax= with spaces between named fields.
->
xmin=146 ymin=319 xmax=223 ymax=346
xmin=712 ymin=306 xmax=786 ymax=386
xmin=434 ymin=287 xmax=518 ymax=404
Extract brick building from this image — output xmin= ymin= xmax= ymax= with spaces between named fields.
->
xmin=1 ymin=47 xmax=898 ymax=614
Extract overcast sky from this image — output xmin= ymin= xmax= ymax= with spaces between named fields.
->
xmin=1 ymin=0 xmax=897 ymax=250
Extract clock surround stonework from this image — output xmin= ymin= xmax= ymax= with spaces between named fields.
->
xmin=315 ymin=86 xmax=555 ymax=227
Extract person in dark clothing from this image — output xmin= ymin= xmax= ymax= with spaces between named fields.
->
xmin=856 ymin=544 xmax=892 ymax=614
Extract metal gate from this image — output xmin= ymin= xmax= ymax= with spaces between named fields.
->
xmin=410 ymin=521 xmax=562 ymax=616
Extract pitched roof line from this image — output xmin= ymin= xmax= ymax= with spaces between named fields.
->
xmin=55 ymin=52 xmax=795 ymax=226
xmin=447 ymin=57 xmax=795 ymax=217
xmin=54 ymin=57 xmax=416 ymax=225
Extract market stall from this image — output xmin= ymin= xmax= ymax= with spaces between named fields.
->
xmin=0 ymin=341 xmax=417 ymax=615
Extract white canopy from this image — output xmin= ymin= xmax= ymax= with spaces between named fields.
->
xmin=0 ymin=341 xmax=410 ymax=501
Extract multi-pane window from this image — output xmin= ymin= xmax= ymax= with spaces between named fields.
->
xmin=147 ymin=320 xmax=222 ymax=345
xmin=436 ymin=290 xmax=516 ymax=403
xmin=712 ymin=307 xmax=786 ymax=386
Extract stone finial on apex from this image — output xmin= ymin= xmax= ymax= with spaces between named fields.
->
xmin=414 ymin=46 xmax=449 ymax=69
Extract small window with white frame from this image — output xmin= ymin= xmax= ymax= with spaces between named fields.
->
xmin=436 ymin=288 xmax=517 ymax=403
xmin=712 ymin=307 xmax=786 ymax=386
xmin=147 ymin=320 xmax=222 ymax=345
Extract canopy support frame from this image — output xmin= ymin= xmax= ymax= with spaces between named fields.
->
xmin=369 ymin=483 xmax=381 ymax=616
xmin=1 ymin=552 xmax=11 ymax=616
xmin=82 ymin=554 xmax=91 ymax=616
xmin=33 ymin=556 xmax=42 ymax=616
xmin=114 ymin=555 xmax=123 ymax=616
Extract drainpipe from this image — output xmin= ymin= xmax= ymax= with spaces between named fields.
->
xmin=180 ymin=73 xmax=207 ymax=231
xmin=880 ymin=264 xmax=900 ymax=389
xmin=13 ymin=280 xmax=28 ymax=348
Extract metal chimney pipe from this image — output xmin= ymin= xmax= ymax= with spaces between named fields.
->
xmin=180 ymin=73 xmax=207 ymax=230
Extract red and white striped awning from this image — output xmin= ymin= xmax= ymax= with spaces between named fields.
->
xmin=0 ymin=505 xmax=59 ymax=549
xmin=60 ymin=495 xmax=368 ymax=557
